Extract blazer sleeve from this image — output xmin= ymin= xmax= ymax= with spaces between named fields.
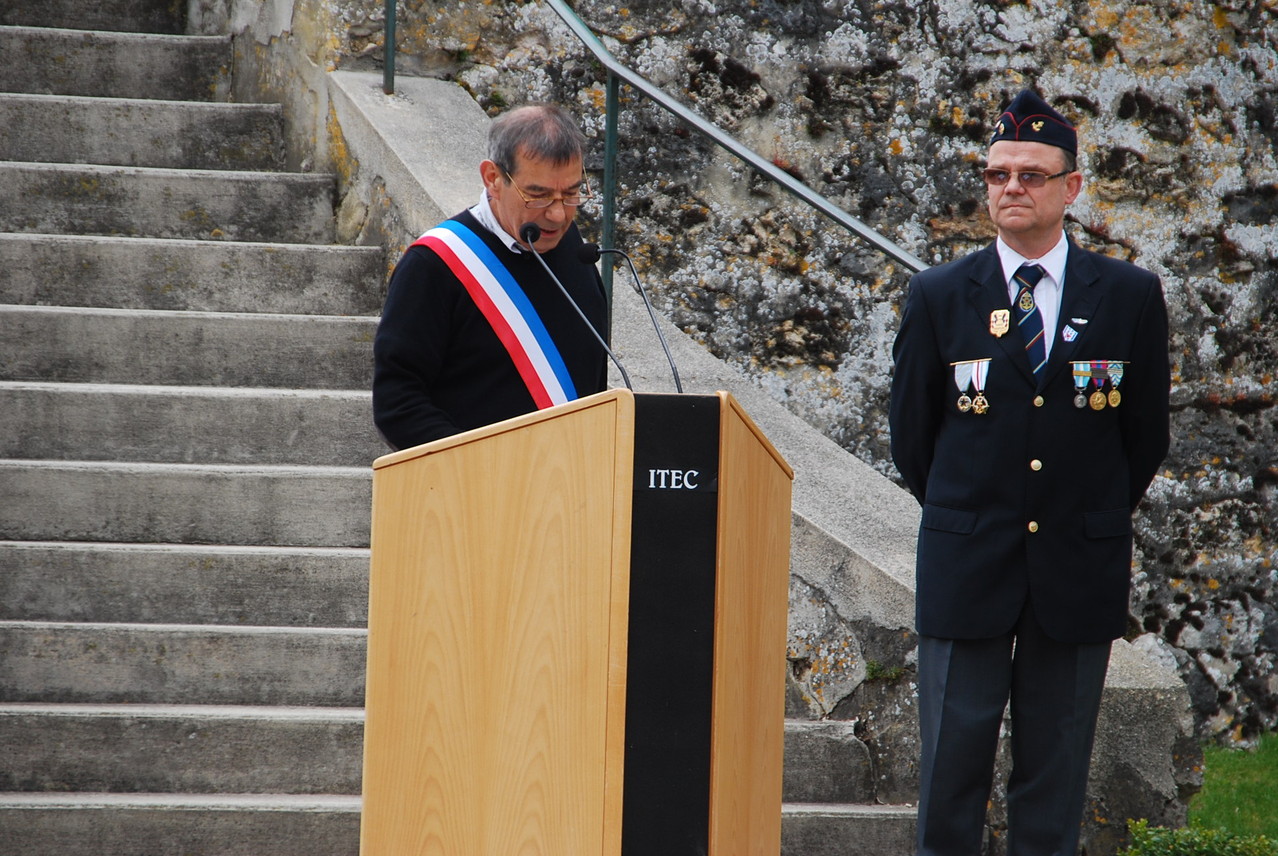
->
xmin=1120 ymin=272 xmax=1171 ymax=508
xmin=889 ymin=273 xmax=947 ymax=504
xmin=372 ymin=246 xmax=463 ymax=450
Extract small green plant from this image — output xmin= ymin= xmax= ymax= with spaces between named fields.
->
xmin=864 ymin=660 xmax=906 ymax=682
xmin=1118 ymin=819 xmax=1278 ymax=856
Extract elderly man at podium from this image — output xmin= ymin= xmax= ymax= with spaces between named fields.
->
xmin=373 ymin=103 xmax=609 ymax=450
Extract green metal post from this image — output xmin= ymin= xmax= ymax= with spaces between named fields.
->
xmin=601 ymin=71 xmax=619 ymax=335
xmin=383 ymin=0 xmax=396 ymax=94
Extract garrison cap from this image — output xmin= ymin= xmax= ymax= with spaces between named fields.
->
xmin=990 ymin=90 xmax=1077 ymax=156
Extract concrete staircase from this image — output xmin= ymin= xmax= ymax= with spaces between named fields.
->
xmin=0 ymin=2 xmax=913 ymax=853
xmin=0 ymin=2 xmax=381 ymax=853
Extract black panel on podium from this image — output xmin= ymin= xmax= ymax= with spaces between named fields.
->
xmin=624 ymin=394 xmax=720 ymax=856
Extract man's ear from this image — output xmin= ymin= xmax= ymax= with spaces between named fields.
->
xmin=479 ymin=160 xmax=503 ymax=194
xmin=1065 ymin=170 xmax=1084 ymax=204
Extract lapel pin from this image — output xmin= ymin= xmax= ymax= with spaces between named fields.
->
xmin=990 ymin=309 xmax=1010 ymax=338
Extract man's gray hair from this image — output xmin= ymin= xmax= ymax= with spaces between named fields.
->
xmin=488 ymin=104 xmax=587 ymax=175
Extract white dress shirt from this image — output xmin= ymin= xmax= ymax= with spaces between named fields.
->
xmin=997 ymin=233 xmax=1069 ymax=358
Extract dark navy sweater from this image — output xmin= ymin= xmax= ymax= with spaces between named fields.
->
xmin=373 ymin=210 xmax=608 ymax=450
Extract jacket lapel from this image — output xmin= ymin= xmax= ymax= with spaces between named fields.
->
xmin=1040 ymin=240 xmax=1104 ymax=387
xmin=966 ymin=243 xmax=1036 ymax=385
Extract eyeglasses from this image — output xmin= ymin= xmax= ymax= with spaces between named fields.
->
xmin=983 ymin=168 xmax=1071 ymax=188
xmin=501 ymin=168 xmax=592 ymax=210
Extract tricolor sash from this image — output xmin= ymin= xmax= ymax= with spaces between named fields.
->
xmin=413 ymin=220 xmax=577 ymax=410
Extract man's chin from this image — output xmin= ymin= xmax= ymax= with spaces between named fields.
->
xmin=533 ymin=229 xmax=564 ymax=252
xmin=994 ymin=211 xmax=1034 ymax=231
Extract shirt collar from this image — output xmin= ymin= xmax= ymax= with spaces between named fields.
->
xmin=468 ymin=190 xmax=525 ymax=254
xmin=996 ymin=232 xmax=1068 ymax=291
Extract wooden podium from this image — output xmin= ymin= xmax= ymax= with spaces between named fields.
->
xmin=361 ymin=389 xmax=793 ymax=856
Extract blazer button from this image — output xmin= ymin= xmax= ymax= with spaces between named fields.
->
xmin=1033 ymin=395 xmax=1045 ymax=407
xmin=1030 ymin=459 xmax=1043 ymax=471
xmin=1027 ymin=521 xmax=1039 ymax=533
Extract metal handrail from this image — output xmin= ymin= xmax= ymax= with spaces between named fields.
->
xmin=546 ymin=0 xmax=928 ymax=278
xmin=379 ymin=0 xmax=930 ymax=293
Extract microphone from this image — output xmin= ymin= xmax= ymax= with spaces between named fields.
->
xmin=519 ymin=223 xmax=632 ymax=391
xmin=579 ymin=242 xmax=683 ymax=393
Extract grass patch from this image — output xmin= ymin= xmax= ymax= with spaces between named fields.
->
xmin=1189 ymin=732 xmax=1278 ymax=838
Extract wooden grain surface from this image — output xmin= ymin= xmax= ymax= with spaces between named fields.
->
xmin=708 ymin=392 xmax=792 ymax=856
xmin=362 ymin=391 xmax=634 ymax=856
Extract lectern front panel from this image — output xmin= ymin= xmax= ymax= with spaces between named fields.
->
xmin=362 ymin=393 xmax=635 ymax=856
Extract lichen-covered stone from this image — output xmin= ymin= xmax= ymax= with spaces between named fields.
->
xmin=313 ymin=0 xmax=1276 ymax=745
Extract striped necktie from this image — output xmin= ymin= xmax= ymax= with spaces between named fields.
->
xmin=1013 ymin=263 xmax=1047 ymax=376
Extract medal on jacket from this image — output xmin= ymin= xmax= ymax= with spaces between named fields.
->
xmin=1072 ymin=361 xmax=1091 ymax=409
xmin=1107 ymin=362 xmax=1125 ymax=407
xmin=952 ymin=359 xmax=990 ymax=414
xmin=1089 ymin=360 xmax=1108 ymax=410
xmin=971 ymin=359 xmax=990 ymax=413
xmin=990 ymin=309 xmax=1010 ymax=338
xmin=954 ymin=361 xmax=974 ymax=412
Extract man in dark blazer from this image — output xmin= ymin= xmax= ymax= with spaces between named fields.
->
xmin=889 ymin=90 xmax=1171 ymax=855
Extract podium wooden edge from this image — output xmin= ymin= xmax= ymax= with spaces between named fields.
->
xmin=602 ymin=395 xmax=636 ymax=856
xmin=716 ymin=391 xmax=795 ymax=481
xmin=371 ymin=388 xmax=637 ymax=471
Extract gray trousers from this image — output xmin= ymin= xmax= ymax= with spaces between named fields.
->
xmin=916 ymin=601 xmax=1112 ymax=856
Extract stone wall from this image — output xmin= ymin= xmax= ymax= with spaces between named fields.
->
xmin=224 ymin=0 xmax=1276 ymax=745
xmin=343 ymin=0 xmax=1277 ymax=746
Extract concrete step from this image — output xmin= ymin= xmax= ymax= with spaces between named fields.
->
xmin=0 ymin=542 xmax=369 ymax=628
xmin=0 ymin=0 xmax=186 ymax=34
xmin=0 ymin=162 xmax=335 ymax=243
xmin=0 ymin=796 xmax=913 ymax=856
xmin=0 ymin=94 xmax=286 ymax=171
xmin=0 ymin=793 xmax=362 ymax=856
xmin=0 ymin=703 xmax=363 ymax=794
xmin=0 ymin=27 xmax=230 ymax=101
xmin=0 ymin=622 xmax=367 ymax=706
xmin=781 ymin=803 xmax=917 ymax=856
xmin=783 ymin=719 xmax=876 ymax=804
xmin=0 ymin=234 xmax=384 ymax=315
xmin=0 ymin=460 xmax=371 ymax=547
xmin=0 ymin=382 xmax=383 ymax=466
xmin=0 ymin=306 xmax=375 ymax=388
xmin=0 ymin=623 xmax=901 ymax=801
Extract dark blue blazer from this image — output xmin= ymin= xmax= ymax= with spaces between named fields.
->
xmin=889 ymin=239 xmax=1170 ymax=644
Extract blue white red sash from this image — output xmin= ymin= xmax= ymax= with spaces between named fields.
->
xmin=413 ymin=220 xmax=577 ymax=410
